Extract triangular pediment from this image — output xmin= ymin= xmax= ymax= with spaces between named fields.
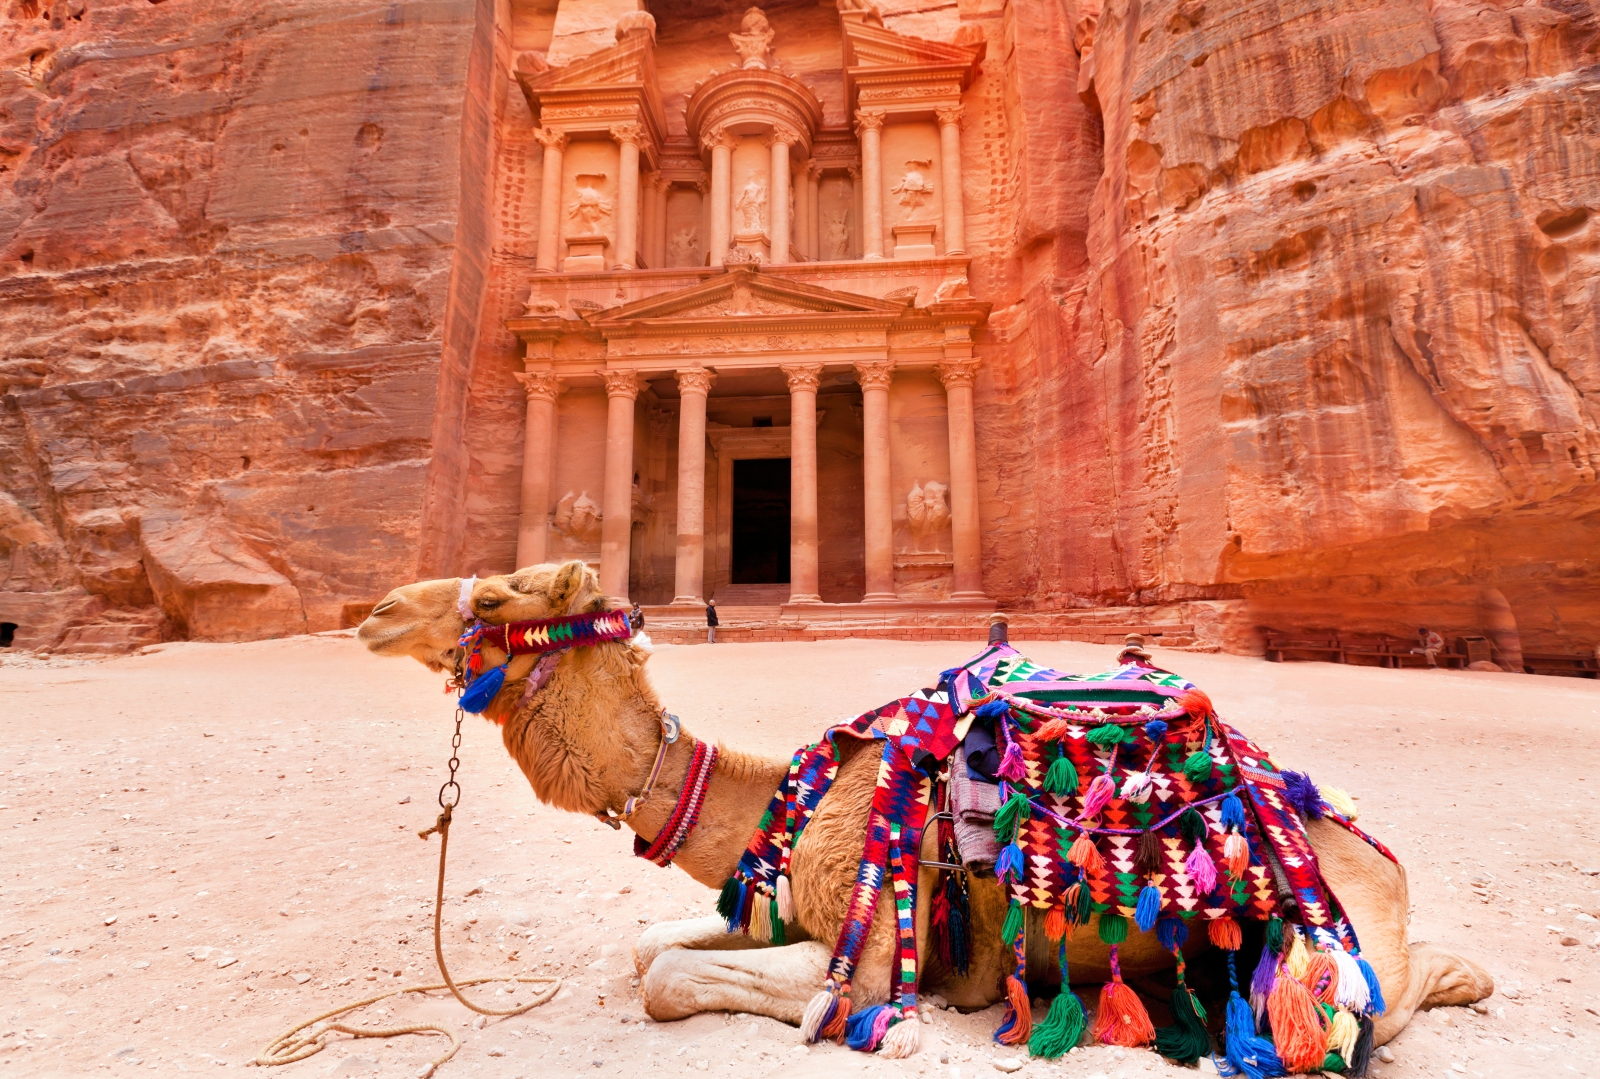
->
xmin=842 ymin=21 xmax=985 ymax=76
xmin=520 ymin=32 xmax=655 ymax=95
xmin=589 ymin=269 xmax=910 ymax=326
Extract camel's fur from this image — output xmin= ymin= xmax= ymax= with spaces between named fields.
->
xmin=359 ymin=562 xmax=1492 ymax=1051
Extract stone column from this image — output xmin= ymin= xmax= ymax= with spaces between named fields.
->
xmin=937 ymin=359 xmax=986 ymax=598
xmin=855 ymin=110 xmax=886 ymax=260
xmin=513 ymin=370 xmax=562 ymax=568
xmin=650 ymin=176 xmax=670 ymax=269
xmin=936 ymin=106 xmax=967 ymax=256
xmin=854 ymin=360 xmax=896 ymax=601
xmin=672 ymin=367 xmax=716 ymax=605
xmin=534 ymin=128 xmax=568 ymax=273
xmin=705 ymin=128 xmax=735 ymax=267
xmin=782 ymin=363 xmax=823 ymax=604
xmin=805 ymin=164 xmax=821 ymax=260
xmin=600 ymin=369 xmax=640 ymax=599
xmin=612 ymin=123 xmax=643 ymax=270
xmin=768 ymin=132 xmax=793 ymax=264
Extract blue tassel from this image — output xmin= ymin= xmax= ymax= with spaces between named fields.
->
xmin=1144 ymin=718 xmax=1168 ymax=741
xmin=1280 ymin=770 xmax=1324 ymax=820
xmin=1135 ymin=884 xmax=1162 ymax=932
xmin=1225 ymin=992 xmax=1285 ymax=1079
xmin=1156 ymin=916 xmax=1188 ymax=952
xmin=845 ymin=1004 xmax=890 ymax=1051
xmin=1357 ymin=956 xmax=1386 ymax=1016
xmin=458 ymin=664 xmax=507 ymax=713
xmin=996 ymin=842 xmax=1025 ymax=884
xmin=976 ymin=699 xmax=1010 ymax=722
xmin=1220 ymin=793 xmax=1246 ymax=830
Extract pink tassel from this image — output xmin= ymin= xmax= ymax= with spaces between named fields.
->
xmin=1184 ymin=843 xmax=1218 ymax=893
xmin=1081 ymin=774 xmax=1115 ymax=819
xmin=998 ymin=741 xmax=1026 ymax=781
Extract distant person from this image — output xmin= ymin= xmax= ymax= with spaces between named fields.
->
xmin=1412 ymin=626 xmax=1444 ymax=668
xmin=630 ymin=602 xmax=643 ymax=631
xmin=706 ymin=598 xmax=719 ymax=644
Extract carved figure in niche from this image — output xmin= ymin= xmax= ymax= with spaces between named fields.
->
xmin=729 ymin=6 xmax=775 ymax=70
xmin=734 ymin=176 xmax=767 ymax=232
xmin=891 ymin=160 xmax=936 ymax=215
xmin=668 ymin=227 xmax=702 ymax=267
xmin=552 ymin=491 xmax=602 ymax=543
xmin=906 ymin=481 xmax=950 ymax=545
xmin=567 ymin=175 xmax=612 ymax=232
xmin=825 ymin=209 xmax=851 ymax=259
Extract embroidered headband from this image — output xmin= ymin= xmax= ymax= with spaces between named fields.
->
xmin=478 ymin=609 xmax=634 ymax=656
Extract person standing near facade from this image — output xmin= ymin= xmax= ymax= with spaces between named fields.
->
xmin=630 ymin=602 xmax=644 ymax=631
xmin=1412 ymin=626 xmax=1444 ymax=668
xmin=706 ymin=598 xmax=719 ymax=644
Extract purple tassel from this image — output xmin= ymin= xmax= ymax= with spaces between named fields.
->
xmin=1281 ymin=770 xmax=1324 ymax=820
xmin=1249 ymin=939 xmax=1277 ymax=1018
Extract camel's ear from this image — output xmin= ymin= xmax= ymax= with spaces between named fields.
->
xmin=548 ymin=560 xmax=600 ymax=615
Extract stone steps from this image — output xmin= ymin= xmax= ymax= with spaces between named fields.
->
xmin=710 ymin=584 xmax=791 ymax=605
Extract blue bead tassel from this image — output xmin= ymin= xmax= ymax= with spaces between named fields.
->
xmin=459 ymin=663 xmax=507 ymax=713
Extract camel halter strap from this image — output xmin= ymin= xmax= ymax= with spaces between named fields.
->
xmin=456 ymin=609 xmax=635 ymax=714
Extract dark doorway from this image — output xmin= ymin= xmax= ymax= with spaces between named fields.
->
xmin=731 ymin=458 xmax=790 ymax=583
xmin=0 ymin=622 xmax=15 ymax=648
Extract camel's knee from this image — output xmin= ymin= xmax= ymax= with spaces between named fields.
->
xmin=639 ymin=948 xmax=709 ymax=1022
xmin=1414 ymin=942 xmax=1494 ymax=1010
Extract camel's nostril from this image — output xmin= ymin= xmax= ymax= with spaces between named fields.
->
xmin=371 ymin=598 xmax=399 ymax=616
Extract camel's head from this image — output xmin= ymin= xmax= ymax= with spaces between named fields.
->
xmin=356 ymin=577 xmax=469 ymax=672
xmin=467 ymin=560 xmax=612 ymax=624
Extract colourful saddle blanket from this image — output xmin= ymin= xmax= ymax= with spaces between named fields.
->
xmin=718 ymin=645 xmax=1388 ymax=1075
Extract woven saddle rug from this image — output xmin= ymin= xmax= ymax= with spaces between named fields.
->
xmin=718 ymin=645 xmax=1394 ymax=1076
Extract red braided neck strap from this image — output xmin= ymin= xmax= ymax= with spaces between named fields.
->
xmin=634 ymin=740 xmax=719 ymax=868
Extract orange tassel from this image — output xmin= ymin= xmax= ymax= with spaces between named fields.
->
xmin=1267 ymin=968 xmax=1327 ymax=1073
xmin=1301 ymin=952 xmax=1340 ymax=1005
xmin=1090 ymin=980 xmax=1155 ymax=1047
xmin=996 ymin=974 xmax=1033 ymax=1044
xmin=1068 ymin=832 xmax=1105 ymax=874
xmin=1207 ymin=916 xmax=1242 ymax=951
xmin=1177 ymin=687 xmax=1215 ymax=720
xmin=1044 ymin=905 xmax=1067 ymax=942
xmin=820 ymin=994 xmax=852 ymax=1042
xmin=1036 ymin=717 xmax=1070 ymax=741
xmin=1223 ymin=832 xmax=1249 ymax=877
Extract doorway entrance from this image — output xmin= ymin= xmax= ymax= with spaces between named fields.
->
xmin=730 ymin=457 xmax=790 ymax=583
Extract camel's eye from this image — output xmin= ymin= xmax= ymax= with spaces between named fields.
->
xmin=478 ymin=598 xmax=502 ymax=611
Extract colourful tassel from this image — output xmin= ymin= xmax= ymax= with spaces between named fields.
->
xmin=1178 ymin=686 xmax=1215 ymax=719
xmin=1178 ymin=807 xmax=1207 ymax=841
xmin=1044 ymin=905 xmax=1067 ymax=943
xmin=974 ymin=698 xmax=1011 ymax=722
xmin=992 ymin=791 xmax=1031 ymax=842
xmin=1322 ymin=785 xmax=1359 ymax=820
xmin=995 ymin=974 xmax=1033 ymax=1045
xmin=1134 ymin=885 xmax=1162 ymax=932
xmin=1223 ymin=831 xmax=1250 ymax=877
xmin=1076 ymin=880 xmax=1094 ymax=923
xmin=1265 ymin=915 xmax=1284 ymax=956
xmin=998 ymin=741 xmax=1026 ymax=781
xmin=1281 ymin=770 xmax=1324 ymax=819
xmin=1081 ymin=774 xmax=1115 ymax=818
xmin=1043 ymin=754 xmax=1078 ymax=795
xmin=1327 ymin=1008 xmax=1360 ymax=1062
xmin=1183 ymin=749 xmax=1213 ymax=783
xmin=1285 ymin=931 xmax=1310 ymax=979
xmin=1329 ymin=948 xmax=1371 ymax=1013
xmin=1225 ymin=990 xmax=1285 ymax=1079
xmin=458 ymin=663 xmax=507 ymax=713
xmin=819 ymin=994 xmax=852 ymax=1042
xmin=800 ymin=989 xmax=835 ymax=1042
xmin=770 ymin=899 xmax=786 ymax=945
xmin=1303 ymin=952 xmax=1339 ymax=1005
xmin=1356 ymin=956 xmax=1386 ymax=1015
xmin=878 ymin=1015 xmax=920 ymax=1058
xmin=1119 ymin=770 xmax=1154 ymax=803
xmin=1267 ymin=970 xmax=1329 ymax=1074
xmin=1135 ymin=829 xmax=1163 ymax=874
xmin=716 ymin=876 xmax=742 ymax=931
xmin=1348 ymin=1015 xmax=1375 ymax=1077
xmin=1087 ymin=722 xmax=1133 ymax=746
xmin=1220 ymin=792 xmax=1246 ymax=829
xmin=1144 ymin=718 xmax=1169 ymax=742
xmin=1156 ymin=916 xmax=1188 ymax=952
xmin=1250 ymin=937 xmax=1278 ymax=1018
xmin=1184 ymin=843 xmax=1218 ymax=893
xmin=1153 ymin=986 xmax=1211 ymax=1064
xmin=775 ymin=873 xmax=794 ymax=923
xmin=1035 ymin=717 xmax=1069 ymax=742
xmin=1029 ymin=989 xmax=1086 ymax=1058
xmin=1091 ymin=981 xmax=1154 ymax=1047
xmin=1098 ymin=910 xmax=1128 ymax=944
xmin=1068 ymin=831 xmax=1105 ymax=874
xmin=1001 ymin=900 xmax=1024 ymax=945
xmin=844 ymin=1003 xmax=890 ymax=1051
xmin=1208 ymin=915 xmax=1242 ymax=951
xmin=996 ymin=841 xmax=1025 ymax=884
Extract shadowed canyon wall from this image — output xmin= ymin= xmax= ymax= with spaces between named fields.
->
xmin=3 ymin=0 xmax=1597 ymax=655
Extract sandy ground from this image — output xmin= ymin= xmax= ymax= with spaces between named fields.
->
xmin=2 ymin=634 xmax=1598 ymax=1079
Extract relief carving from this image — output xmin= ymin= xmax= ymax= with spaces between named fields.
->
xmin=553 ymin=491 xmax=602 ymax=543
xmin=668 ymin=227 xmax=702 ymax=267
xmin=824 ymin=209 xmax=851 ymax=259
xmin=734 ymin=176 xmax=768 ymax=232
xmin=568 ymin=174 xmax=612 ymax=231
xmin=729 ymin=6 xmax=775 ymax=70
xmin=891 ymin=160 xmax=936 ymax=215
xmin=906 ymin=481 xmax=951 ymax=544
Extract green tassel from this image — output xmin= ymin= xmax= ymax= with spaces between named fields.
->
xmin=1044 ymin=755 xmax=1079 ymax=795
xmin=1265 ymin=914 xmax=1284 ymax=956
xmin=1153 ymin=986 xmax=1211 ymax=1064
xmin=1322 ymin=1051 xmax=1347 ymax=1073
xmin=1097 ymin=910 xmax=1128 ymax=944
xmin=1183 ymin=749 xmax=1213 ymax=782
xmin=770 ymin=899 xmax=786 ymax=945
xmin=1076 ymin=884 xmax=1093 ymax=923
xmin=1002 ymin=900 xmax=1024 ymax=945
xmin=1178 ymin=807 xmax=1207 ymax=841
xmin=1087 ymin=723 xmax=1133 ymax=747
xmin=993 ymin=792 xmax=1032 ymax=843
xmin=716 ymin=877 xmax=741 ymax=921
xmin=1028 ymin=990 xmax=1086 ymax=1058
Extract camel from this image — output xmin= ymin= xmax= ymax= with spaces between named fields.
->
xmin=356 ymin=560 xmax=1493 ymax=1057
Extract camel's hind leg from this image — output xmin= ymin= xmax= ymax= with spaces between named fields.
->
xmin=639 ymin=940 xmax=833 ymax=1024
xmin=633 ymin=915 xmax=773 ymax=978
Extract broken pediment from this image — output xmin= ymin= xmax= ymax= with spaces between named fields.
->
xmin=587 ymin=270 xmax=910 ymax=325
xmin=842 ymin=19 xmax=985 ymax=80
xmin=516 ymin=20 xmax=666 ymax=147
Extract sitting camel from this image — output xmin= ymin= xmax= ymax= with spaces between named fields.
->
xmin=357 ymin=560 xmax=1492 ymax=1055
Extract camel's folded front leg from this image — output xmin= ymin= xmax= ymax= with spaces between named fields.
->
xmin=639 ymin=940 xmax=833 ymax=1025
xmin=633 ymin=915 xmax=772 ymax=978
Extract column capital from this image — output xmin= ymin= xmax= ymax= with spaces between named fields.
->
xmin=602 ymin=369 xmax=640 ymax=399
xmin=652 ymin=174 xmax=673 ymax=194
xmin=853 ymin=109 xmax=886 ymax=135
xmin=806 ymin=161 xmax=823 ymax=182
xmin=674 ymin=367 xmax=717 ymax=396
xmin=846 ymin=165 xmax=861 ymax=181
xmin=781 ymin=363 xmax=824 ymax=392
xmin=935 ymin=104 xmax=965 ymax=128
xmin=609 ymin=121 xmax=645 ymax=146
xmin=701 ymin=126 xmax=738 ymax=154
xmin=763 ymin=127 xmax=800 ymax=149
xmin=935 ymin=359 xmax=981 ymax=390
xmin=515 ymin=369 xmax=563 ymax=402
xmin=534 ymin=127 xmax=569 ymax=152
xmin=853 ymin=359 xmax=895 ymax=391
